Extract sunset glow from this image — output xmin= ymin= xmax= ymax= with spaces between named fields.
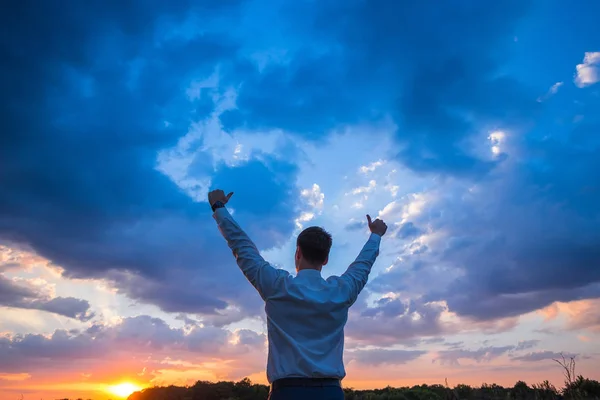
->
xmin=107 ymin=382 xmax=143 ymax=398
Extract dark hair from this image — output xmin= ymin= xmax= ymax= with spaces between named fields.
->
xmin=297 ymin=226 xmax=332 ymax=265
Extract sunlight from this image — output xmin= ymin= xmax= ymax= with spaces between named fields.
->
xmin=488 ymin=130 xmax=506 ymax=156
xmin=107 ymin=382 xmax=142 ymax=398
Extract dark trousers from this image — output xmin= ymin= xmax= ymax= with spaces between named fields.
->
xmin=268 ymin=385 xmax=345 ymax=400
xmin=268 ymin=378 xmax=344 ymax=400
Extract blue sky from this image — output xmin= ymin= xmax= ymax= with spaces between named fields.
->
xmin=1 ymin=0 xmax=599 ymax=398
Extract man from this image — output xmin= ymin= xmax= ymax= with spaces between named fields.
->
xmin=209 ymin=189 xmax=387 ymax=400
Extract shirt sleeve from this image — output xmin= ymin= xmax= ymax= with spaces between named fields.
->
xmin=213 ymin=207 xmax=289 ymax=300
xmin=340 ymin=233 xmax=381 ymax=305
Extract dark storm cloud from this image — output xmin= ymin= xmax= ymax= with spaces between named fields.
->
xmin=0 ymin=0 xmax=301 ymax=318
xmin=220 ymin=0 xmax=538 ymax=175
xmin=0 ymin=275 xmax=93 ymax=321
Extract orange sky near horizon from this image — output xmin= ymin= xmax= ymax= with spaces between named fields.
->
xmin=1 ymin=332 xmax=597 ymax=400
xmin=1 ymin=361 xmax=598 ymax=400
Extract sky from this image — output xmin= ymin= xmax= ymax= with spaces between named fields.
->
xmin=1 ymin=0 xmax=599 ymax=399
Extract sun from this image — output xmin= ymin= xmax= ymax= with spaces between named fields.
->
xmin=107 ymin=382 xmax=142 ymax=398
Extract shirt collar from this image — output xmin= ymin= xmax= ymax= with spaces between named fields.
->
xmin=296 ymin=268 xmax=322 ymax=277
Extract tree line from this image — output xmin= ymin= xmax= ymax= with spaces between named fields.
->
xmin=50 ymin=356 xmax=599 ymax=400
xmin=123 ymin=375 xmax=599 ymax=400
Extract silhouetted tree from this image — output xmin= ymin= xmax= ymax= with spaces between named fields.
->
xmin=532 ymin=380 xmax=559 ymax=400
xmin=512 ymin=381 xmax=531 ymax=400
xmin=565 ymin=376 xmax=600 ymax=400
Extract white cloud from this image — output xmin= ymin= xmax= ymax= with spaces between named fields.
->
xmin=537 ymin=81 xmax=563 ymax=102
xmin=574 ymin=52 xmax=600 ymax=88
xmin=0 ymin=244 xmax=51 ymax=272
xmin=294 ymin=211 xmax=316 ymax=230
xmin=295 ymin=184 xmax=325 ymax=229
xmin=301 ymin=184 xmax=324 ymax=210
xmin=379 ymin=200 xmax=403 ymax=221
xmin=383 ymin=169 xmax=400 ymax=197
xmin=379 ymin=193 xmax=429 ymax=225
xmin=549 ymin=81 xmax=563 ymax=94
xmin=348 ymin=180 xmax=377 ymax=195
xmin=359 ymin=160 xmax=385 ymax=174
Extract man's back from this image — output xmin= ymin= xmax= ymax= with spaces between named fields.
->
xmin=265 ymin=271 xmax=353 ymax=381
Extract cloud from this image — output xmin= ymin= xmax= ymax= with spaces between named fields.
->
xmin=396 ymin=222 xmax=423 ymax=240
xmin=434 ymin=346 xmax=515 ymax=366
xmin=515 ymin=340 xmax=540 ymax=351
xmin=574 ymin=52 xmax=600 ymax=88
xmin=0 ymin=315 xmax=264 ymax=376
xmin=347 ymin=349 xmax=426 ymax=366
xmin=0 ymin=275 xmax=94 ymax=321
xmin=346 ymin=299 xmax=447 ymax=346
xmin=31 ymin=297 xmax=94 ymax=322
xmin=537 ymin=82 xmax=563 ymax=102
xmin=444 ymin=341 xmax=464 ymax=349
xmin=301 ymin=184 xmax=325 ymax=210
xmin=360 ymin=161 xmax=385 ymax=174
xmin=511 ymin=351 xmax=577 ymax=363
xmin=348 ymin=180 xmax=377 ymax=196
xmin=345 ymin=219 xmax=367 ymax=232
xmin=539 ymin=299 xmax=600 ymax=333
xmin=360 ymin=297 xmax=408 ymax=318
xmin=294 ymin=183 xmax=325 ymax=229
xmin=0 ymin=244 xmax=50 ymax=272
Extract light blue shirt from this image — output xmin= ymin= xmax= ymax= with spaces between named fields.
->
xmin=213 ymin=207 xmax=381 ymax=383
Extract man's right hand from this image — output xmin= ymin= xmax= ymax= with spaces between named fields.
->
xmin=366 ymin=214 xmax=387 ymax=237
xmin=208 ymin=189 xmax=234 ymax=207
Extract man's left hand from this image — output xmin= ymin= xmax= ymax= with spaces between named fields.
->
xmin=208 ymin=189 xmax=234 ymax=207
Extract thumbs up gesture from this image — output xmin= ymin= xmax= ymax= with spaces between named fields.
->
xmin=208 ymin=189 xmax=234 ymax=207
xmin=366 ymin=214 xmax=387 ymax=237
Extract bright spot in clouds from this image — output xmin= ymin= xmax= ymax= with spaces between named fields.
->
xmin=488 ymin=130 xmax=506 ymax=156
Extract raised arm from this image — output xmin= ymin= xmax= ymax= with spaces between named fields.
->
xmin=209 ymin=189 xmax=289 ymax=300
xmin=341 ymin=214 xmax=387 ymax=305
